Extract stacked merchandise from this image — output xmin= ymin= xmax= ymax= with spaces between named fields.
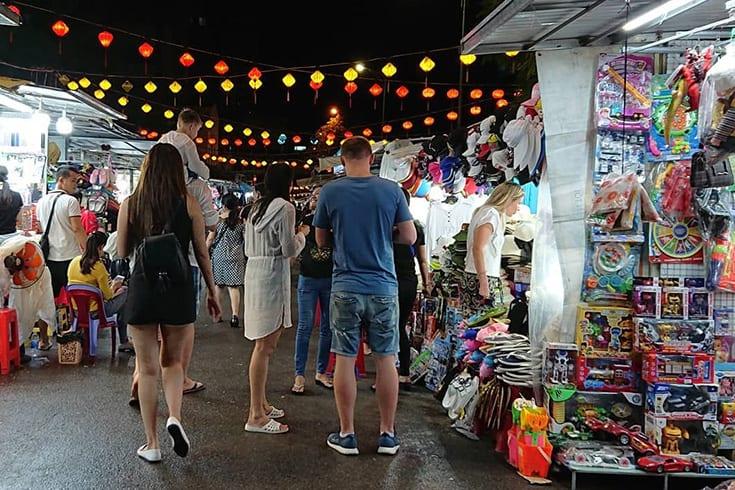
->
xmin=506 ymin=398 xmax=553 ymax=479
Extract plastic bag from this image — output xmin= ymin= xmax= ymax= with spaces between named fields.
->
xmin=590 ymin=172 xmax=637 ymax=215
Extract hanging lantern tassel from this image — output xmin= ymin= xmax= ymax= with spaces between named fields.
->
xmin=345 ymin=82 xmax=357 ymax=108
xmin=396 ymin=85 xmax=409 ymax=112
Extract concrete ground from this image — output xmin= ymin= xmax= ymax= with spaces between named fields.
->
xmin=0 ymin=307 xmax=725 ymax=490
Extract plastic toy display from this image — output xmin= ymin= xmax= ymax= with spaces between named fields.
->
xmin=645 ymin=383 xmax=718 ymax=420
xmin=717 ymin=371 xmax=735 ymax=400
xmin=649 ymin=219 xmax=704 ymax=264
xmin=577 ymin=356 xmax=639 ymax=392
xmin=594 ymin=130 xmax=647 ymax=181
xmin=582 ymin=240 xmax=642 ymax=304
xmin=689 ymin=289 xmax=713 ymax=319
xmin=635 ymin=319 xmax=715 ymax=354
xmin=649 ymin=74 xmax=699 ymax=160
xmin=661 ymin=287 xmax=688 ymax=319
xmin=576 ymin=305 xmax=635 ymax=358
xmin=555 ymin=441 xmax=635 ymax=471
xmin=544 ymin=386 xmax=644 ymax=435
xmin=690 ymin=454 xmax=735 ymax=475
xmin=633 ymin=286 xmax=661 ymax=318
xmin=642 ymin=353 xmax=715 ymax=384
xmin=596 ymin=53 xmax=653 ymax=131
xmin=544 ymin=343 xmax=578 ymax=386
xmin=715 ymin=308 xmax=735 ymax=335
xmin=645 ymin=414 xmax=719 ymax=455
xmin=637 ymin=454 xmax=695 ymax=473
xmin=716 ymin=336 xmax=735 ymax=364
xmin=508 ymin=398 xmax=553 ymax=478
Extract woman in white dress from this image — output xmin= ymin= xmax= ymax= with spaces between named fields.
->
xmin=243 ymin=163 xmax=308 ymax=434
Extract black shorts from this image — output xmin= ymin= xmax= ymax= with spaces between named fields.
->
xmin=47 ymin=260 xmax=71 ymax=297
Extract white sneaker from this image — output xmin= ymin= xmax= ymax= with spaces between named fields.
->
xmin=166 ymin=416 xmax=190 ymax=457
xmin=137 ymin=444 xmax=161 ymax=463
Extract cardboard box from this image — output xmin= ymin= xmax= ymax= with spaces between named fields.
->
xmin=576 ymin=356 xmax=639 ymax=392
xmin=634 ymin=319 xmax=715 ymax=355
xmin=645 ymin=413 xmax=719 ymax=455
xmin=645 ymin=383 xmax=718 ymax=420
xmin=576 ymin=305 xmax=635 ymax=358
xmin=543 ymin=343 xmax=578 ymax=386
xmin=642 ymin=353 xmax=715 ymax=384
xmin=544 ymin=385 xmax=643 ymax=434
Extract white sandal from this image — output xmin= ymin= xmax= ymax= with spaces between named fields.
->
xmin=266 ymin=406 xmax=285 ymax=419
xmin=245 ymin=419 xmax=289 ymax=434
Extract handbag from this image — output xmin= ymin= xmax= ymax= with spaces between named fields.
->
xmin=137 ymin=200 xmax=189 ymax=294
xmin=691 ymin=150 xmax=734 ymax=188
xmin=39 ymin=193 xmax=62 ymax=260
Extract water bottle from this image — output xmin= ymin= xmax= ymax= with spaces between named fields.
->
xmin=30 ymin=331 xmax=40 ymax=357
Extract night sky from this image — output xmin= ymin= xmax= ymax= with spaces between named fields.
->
xmin=1 ymin=0 xmax=530 ymax=172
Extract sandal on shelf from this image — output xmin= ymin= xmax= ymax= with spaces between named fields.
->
xmin=266 ymin=406 xmax=285 ymax=419
xmin=183 ymin=381 xmax=206 ymax=395
xmin=244 ymin=419 xmax=289 ymax=434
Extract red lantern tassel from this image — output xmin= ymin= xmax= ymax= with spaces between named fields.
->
xmin=313 ymin=90 xmax=318 ymax=105
xmin=287 ymin=90 xmax=290 ymax=103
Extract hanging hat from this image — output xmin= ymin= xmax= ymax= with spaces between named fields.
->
xmin=464 ymin=177 xmax=478 ymax=195
xmin=440 ymin=155 xmax=461 ymax=191
xmin=463 ymin=132 xmax=481 ymax=157
xmin=379 ymin=139 xmax=422 ymax=182
xmin=423 ymin=134 xmax=449 ymax=158
xmin=415 ymin=178 xmax=432 ymax=198
xmin=428 ymin=161 xmax=442 ymax=184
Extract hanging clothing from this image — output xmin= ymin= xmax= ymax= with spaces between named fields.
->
xmin=424 ymin=195 xmax=482 ymax=256
xmin=243 ymin=198 xmax=305 ymax=340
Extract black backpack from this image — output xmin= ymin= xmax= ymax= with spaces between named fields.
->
xmin=137 ymin=200 xmax=189 ymax=294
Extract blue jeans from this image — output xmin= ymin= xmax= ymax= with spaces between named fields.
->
xmin=330 ymin=291 xmax=399 ymax=357
xmin=294 ymin=276 xmax=333 ymax=376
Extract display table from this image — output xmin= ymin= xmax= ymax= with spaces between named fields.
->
xmin=566 ymin=465 xmax=732 ymax=490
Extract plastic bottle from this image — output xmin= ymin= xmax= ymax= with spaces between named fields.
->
xmin=29 ymin=331 xmax=40 ymax=357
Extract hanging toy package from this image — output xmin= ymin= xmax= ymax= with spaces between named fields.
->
xmin=694 ymin=188 xmax=735 ymax=291
xmin=582 ymin=237 xmax=642 ymax=304
xmin=699 ymin=43 xmax=735 ymax=156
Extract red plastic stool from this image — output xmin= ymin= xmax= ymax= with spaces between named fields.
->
xmin=0 ymin=308 xmax=21 ymax=375
xmin=326 ymin=336 xmax=367 ymax=378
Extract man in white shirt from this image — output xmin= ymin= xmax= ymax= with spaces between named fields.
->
xmin=36 ymin=166 xmax=87 ymax=297
xmin=158 ymin=108 xmax=210 ymax=180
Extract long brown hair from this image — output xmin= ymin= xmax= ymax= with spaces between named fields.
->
xmin=127 ymin=143 xmax=187 ymax=248
xmin=80 ymin=231 xmax=108 ymax=275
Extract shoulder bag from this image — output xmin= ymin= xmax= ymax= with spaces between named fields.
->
xmin=39 ymin=193 xmax=62 ymax=260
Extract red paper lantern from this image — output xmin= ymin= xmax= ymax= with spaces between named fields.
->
xmin=234 ymin=139 xmax=243 ymax=147
xmin=138 ymin=42 xmax=154 ymax=59
xmin=292 ymin=135 xmax=302 ymax=144
xmin=496 ymin=98 xmax=509 ymax=108
xmin=309 ymin=80 xmax=322 ymax=91
xmin=382 ymin=124 xmax=392 ymax=134
xmin=263 ymin=138 xmax=272 ymax=147
xmin=51 ymin=20 xmax=69 ymax=38
xmin=221 ymin=138 xmax=230 ymax=146
xmin=424 ymin=116 xmax=435 ymax=126
xmin=248 ymin=67 xmax=262 ymax=80
xmin=248 ymin=138 xmax=257 ymax=147
xmin=179 ymin=52 xmax=195 ymax=68
xmin=447 ymin=111 xmax=459 ymax=121
xmin=214 ymin=60 xmax=229 ymax=76
xmin=139 ymin=129 xmax=148 ymax=136
xmin=344 ymin=82 xmax=358 ymax=95
xmin=98 ymin=31 xmax=113 ymax=48
xmin=402 ymin=121 xmax=413 ymax=131
xmin=362 ymin=128 xmax=373 ymax=138
xmin=326 ymin=132 xmax=336 ymax=141
xmin=344 ymin=131 xmax=354 ymax=138
xmin=470 ymin=88 xmax=483 ymax=100
xmin=446 ymin=88 xmax=460 ymax=99
xmin=470 ymin=105 xmax=482 ymax=116
xmin=7 ymin=5 xmax=20 ymax=15
xmin=395 ymin=85 xmax=409 ymax=98
xmin=492 ymin=89 xmax=505 ymax=99
xmin=422 ymin=87 xmax=436 ymax=99
xmin=195 ymin=137 xmax=204 ymax=144
xmin=369 ymin=83 xmax=383 ymax=97
xmin=207 ymin=138 xmax=217 ymax=146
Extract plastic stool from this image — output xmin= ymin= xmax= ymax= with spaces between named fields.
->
xmin=326 ymin=337 xmax=367 ymax=378
xmin=0 ymin=308 xmax=20 ymax=375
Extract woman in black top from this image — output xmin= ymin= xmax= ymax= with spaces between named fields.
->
xmin=292 ymin=187 xmax=334 ymax=394
xmin=0 ymin=166 xmax=23 ymax=238
xmin=117 ymin=143 xmax=221 ymax=463
xmin=393 ymin=189 xmax=430 ymax=389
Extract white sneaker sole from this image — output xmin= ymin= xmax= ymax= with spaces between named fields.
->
xmin=327 ymin=440 xmax=359 ymax=455
xmin=167 ymin=419 xmax=190 ymax=457
xmin=377 ymin=445 xmax=400 ymax=455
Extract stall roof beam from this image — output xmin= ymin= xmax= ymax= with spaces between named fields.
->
xmin=462 ymin=0 xmax=730 ymax=55
xmin=0 ymin=4 xmax=20 ymax=26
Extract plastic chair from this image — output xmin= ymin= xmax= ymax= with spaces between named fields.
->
xmin=0 ymin=308 xmax=20 ymax=375
xmin=66 ymin=284 xmax=117 ymax=359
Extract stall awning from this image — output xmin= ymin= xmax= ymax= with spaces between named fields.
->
xmin=462 ymin=0 xmax=734 ymax=55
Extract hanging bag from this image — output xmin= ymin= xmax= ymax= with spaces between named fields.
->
xmin=137 ymin=200 xmax=189 ymax=294
xmin=39 ymin=193 xmax=62 ymax=260
xmin=691 ymin=150 xmax=734 ymax=188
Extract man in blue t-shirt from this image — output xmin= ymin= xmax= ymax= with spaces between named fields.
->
xmin=314 ymin=136 xmax=416 ymax=457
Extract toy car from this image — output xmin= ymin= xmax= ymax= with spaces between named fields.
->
xmin=637 ymin=455 xmax=695 ymax=473
xmin=628 ymin=431 xmax=658 ymax=456
xmin=663 ymin=390 xmax=713 ymax=415
xmin=583 ymin=417 xmax=657 ymax=455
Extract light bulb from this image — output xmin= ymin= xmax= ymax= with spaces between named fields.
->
xmin=55 ymin=111 xmax=73 ymax=135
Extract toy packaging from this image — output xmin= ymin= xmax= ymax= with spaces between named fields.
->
xmin=688 ymin=288 xmax=713 ymax=319
xmin=544 ymin=385 xmax=644 ymax=435
xmin=661 ymin=287 xmax=688 ymax=319
xmin=576 ymin=305 xmax=635 ymax=358
xmin=543 ymin=343 xmax=578 ymax=387
xmin=633 ymin=286 xmax=661 ymax=318
xmin=715 ymin=308 xmax=735 ymax=335
xmin=722 ymin=401 xmax=735 ymax=424
xmin=555 ymin=441 xmax=636 ymax=471
xmin=634 ymin=319 xmax=715 ymax=354
xmin=716 ymin=336 xmax=735 ymax=364
xmin=648 ymin=74 xmax=699 ymax=161
xmin=424 ymin=334 xmax=452 ymax=393
xmin=718 ymin=423 xmax=735 ymax=451
xmin=645 ymin=383 xmax=718 ymax=420
xmin=642 ymin=353 xmax=715 ymax=384
xmin=582 ymin=240 xmax=642 ymax=304
xmin=576 ymin=356 xmax=639 ymax=392
xmin=689 ymin=454 xmax=735 ymax=476
xmin=596 ymin=53 xmax=653 ymax=131
xmin=645 ymin=414 xmax=719 ymax=455
xmin=717 ymin=371 xmax=735 ymax=400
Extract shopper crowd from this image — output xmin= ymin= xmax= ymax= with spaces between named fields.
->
xmin=18 ymin=109 xmax=516 ymax=463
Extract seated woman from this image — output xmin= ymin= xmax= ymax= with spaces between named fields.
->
xmin=67 ymin=231 xmax=132 ymax=353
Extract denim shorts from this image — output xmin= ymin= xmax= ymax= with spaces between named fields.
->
xmin=329 ymin=292 xmax=399 ymax=357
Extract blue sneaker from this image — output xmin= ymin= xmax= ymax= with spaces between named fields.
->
xmin=377 ymin=432 xmax=400 ymax=455
xmin=327 ymin=432 xmax=359 ymax=456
